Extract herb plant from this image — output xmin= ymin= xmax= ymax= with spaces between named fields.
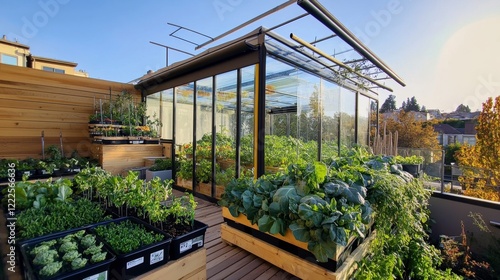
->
xmin=17 ymin=198 xmax=111 ymax=239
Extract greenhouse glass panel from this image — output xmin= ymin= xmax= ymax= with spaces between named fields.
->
xmin=240 ymin=65 xmax=255 ymax=176
xmin=195 ymin=77 xmax=213 ymax=190
xmin=161 ymin=89 xmax=174 ymax=139
xmin=146 ymin=92 xmax=161 ymax=138
xmin=176 ymin=83 xmax=194 ymax=163
xmin=340 ymin=88 xmax=356 ymax=150
xmin=264 ymin=57 xmax=319 ymax=172
xmin=321 ymin=79 xmax=340 ymax=160
xmin=357 ymin=94 xmax=371 ymax=147
xmin=215 ymin=70 xmax=237 ymax=187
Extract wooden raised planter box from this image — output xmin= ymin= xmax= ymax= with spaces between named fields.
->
xmin=176 ymin=179 xmax=225 ymax=199
xmin=137 ymin=248 xmax=206 ymax=280
xmin=221 ymin=207 xmax=375 ymax=280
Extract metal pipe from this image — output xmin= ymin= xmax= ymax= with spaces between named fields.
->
xmin=266 ymin=13 xmax=309 ymax=33
xmin=440 ymin=149 xmax=445 ymax=193
xmin=310 ymin=34 xmax=336 ymax=45
xmin=196 ymin=0 xmax=296 ymax=50
xmin=290 ymin=33 xmax=393 ymax=92
xmin=297 ymin=0 xmax=406 ymax=87
xmin=168 ymin=23 xmax=213 ymax=40
xmin=266 ymin=31 xmax=363 ymax=92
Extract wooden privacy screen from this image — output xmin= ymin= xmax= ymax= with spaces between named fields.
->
xmin=0 ymin=64 xmax=140 ymax=159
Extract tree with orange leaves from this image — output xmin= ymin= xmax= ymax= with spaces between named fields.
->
xmin=456 ymin=96 xmax=500 ymax=201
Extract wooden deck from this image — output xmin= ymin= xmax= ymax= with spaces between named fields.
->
xmin=190 ymin=193 xmax=300 ymax=280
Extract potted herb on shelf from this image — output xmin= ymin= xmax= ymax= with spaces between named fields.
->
xmin=145 ymin=158 xmax=173 ymax=181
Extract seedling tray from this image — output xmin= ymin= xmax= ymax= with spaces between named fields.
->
xmin=19 ymin=227 xmax=115 ymax=280
xmin=169 ymin=220 xmax=208 ymax=260
xmin=90 ymin=216 xmax=172 ymax=280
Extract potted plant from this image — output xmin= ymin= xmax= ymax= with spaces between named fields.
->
xmin=16 ymin=158 xmax=36 ymax=178
xmin=393 ymin=155 xmax=424 ymax=177
xmin=145 ymin=158 xmax=173 ymax=181
xmin=35 ymin=160 xmax=57 ymax=176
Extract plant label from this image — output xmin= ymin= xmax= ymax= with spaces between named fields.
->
xmin=150 ymin=249 xmax=164 ymax=265
xmin=179 ymin=240 xmax=193 ymax=253
xmin=126 ymin=257 xmax=144 ymax=269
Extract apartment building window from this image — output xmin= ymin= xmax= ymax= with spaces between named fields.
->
xmin=1 ymin=54 xmax=18 ymax=66
xmin=42 ymin=66 xmax=65 ymax=74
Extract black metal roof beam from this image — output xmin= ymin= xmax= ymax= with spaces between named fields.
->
xmin=297 ymin=0 xmax=405 ymax=87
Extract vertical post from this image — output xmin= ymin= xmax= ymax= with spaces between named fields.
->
xmin=166 ymin=48 xmax=169 ymax=67
xmin=211 ymin=77 xmax=217 ymax=196
xmin=440 ymin=149 xmax=445 ymax=193
xmin=256 ymin=44 xmax=267 ymax=177
xmin=236 ymin=69 xmax=242 ymax=179
xmin=172 ymin=88 xmax=177 ymax=184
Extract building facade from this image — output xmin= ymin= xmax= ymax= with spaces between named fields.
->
xmin=0 ymin=35 xmax=88 ymax=77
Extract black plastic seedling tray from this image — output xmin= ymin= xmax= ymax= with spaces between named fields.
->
xmin=19 ymin=228 xmax=115 ymax=280
xmin=90 ymin=216 xmax=172 ymax=280
xmin=169 ymin=220 xmax=208 ymax=260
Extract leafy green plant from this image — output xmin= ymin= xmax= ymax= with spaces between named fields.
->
xmin=177 ymin=159 xmax=193 ymax=180
xmin=149 ymin=158 xmax=173 ymax=171
xmin=196 ymin=158 xmax=213 ymax=183
xmin=17 ymin=199 xmax=111 ymax=240
xmin=394 ymin=155 xmax=424 ymax=165
xmin=94 ymin=219 xmax=165 ymax=254
xmin=27 ymin=230 xmax=108 ymax=278
xmin=220 ymin=161 xmax=372 ymax=262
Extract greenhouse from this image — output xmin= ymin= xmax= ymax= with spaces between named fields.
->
xmin=1 ymin=1 xmax=499 ymax=279
xmin=136 ymin=2 xmax=405 ymax=200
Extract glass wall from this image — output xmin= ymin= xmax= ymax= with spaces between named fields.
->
xmin=144 ymin=65 xmax=257 ymax=198
xmin=146 ymin=92 xmax=161 ymax=138
xmin=161 ymin=89 xmax=174 ymax=139
xmin=214 ymin=71 xmax=237 ymax=192
xmin=321 ymin=80 xmax=340 ymax=160
xmin=195 ymin=77 xmax=213 ymax=190
xmin=264 ymin=57 xmax=323 ymax=170
xmin=357 ymin=94 xmax=372 ymax=147
xmin=340 ymin=88 xmax=356 ymax=150
xmin=240 ymin=65 xmax=255 ymax=175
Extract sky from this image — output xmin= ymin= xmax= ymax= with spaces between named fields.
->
xmin=1 ymin=0 xmax=500 ymax=113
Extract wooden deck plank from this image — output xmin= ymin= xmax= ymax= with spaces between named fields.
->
xmin=239 ymin=262 xmax=275 ymax=280
xmin=224 ymin=256 xmax=266 ymax=280
xmin=209 ymin=254 xmax=257 ymax=280
xmin=207 ymin=250 xmax=250 ymax=279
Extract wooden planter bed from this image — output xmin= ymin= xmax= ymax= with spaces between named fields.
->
xmin=220 ymin=207 xmax=375 ymax=280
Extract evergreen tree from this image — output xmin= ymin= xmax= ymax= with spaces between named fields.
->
xmin=379 ymin=94 xmax=397 ymax=113
xmin=455 ymin=104 xmax=471 ymax=113
xmin=401 ymin=96 xmax=421 ymax=112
